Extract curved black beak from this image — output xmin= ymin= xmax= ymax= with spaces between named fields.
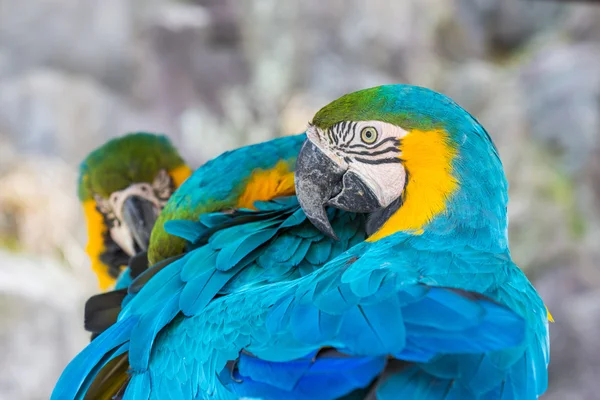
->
xmin=121 ymin=196 xmax=159 ymax=251
xmin=295 ymin=140 xmax=381 ymax=240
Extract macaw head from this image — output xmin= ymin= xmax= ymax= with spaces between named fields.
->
xmin=78 ymin=132 xmax=192 ymax=290
xmin=296 ymin=84 xmax=509 ymax=249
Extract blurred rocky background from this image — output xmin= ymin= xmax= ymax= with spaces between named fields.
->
xmin=0 ymin=0 xmax=599 ymax=398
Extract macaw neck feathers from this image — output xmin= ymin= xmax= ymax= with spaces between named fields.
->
xmin=368 ymin=129 xmax=458 ymax=242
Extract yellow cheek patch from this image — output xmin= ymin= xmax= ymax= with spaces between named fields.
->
xmin=368 ymin=129 xmax=459 ymax=242
xmin=82 ymin=200 xmax=115 ymax=290
xmin=169 ymin=164 xmax=193 ymax=188
xmin=236 ymin=160 xmax=297 ymax=210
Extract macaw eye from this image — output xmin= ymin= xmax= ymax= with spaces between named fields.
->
xmin=360 ymin=126 xmax=378 ymax=144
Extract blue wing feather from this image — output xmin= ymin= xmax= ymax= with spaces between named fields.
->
xmin=221 ymin=352 xmax=386 ymax=400
xmin=53 ymin=189 xmax=547 ymax=400
xmin=165 ymin=220 xmax=206 ymax=243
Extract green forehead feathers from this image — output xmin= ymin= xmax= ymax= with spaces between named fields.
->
xmin=78 ymin=132 xmax=185 ymax=201
xmin=311 ymin=85 xmax=463 ymax=134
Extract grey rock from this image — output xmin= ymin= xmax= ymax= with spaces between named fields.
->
xmin=0 ymin=0 xmax=137 ymax=90
xmin=0 ymin=69 xmax=124 ymax=165
xmin=563 ymin=4 xmax=600 ymax=43
xmin=142 ymin=1 xmax=248 ymax=119
xmin=455 ymin=0 xmax=565 ymax=55
xmin=520 ymin=43 xmax=600 ymax=174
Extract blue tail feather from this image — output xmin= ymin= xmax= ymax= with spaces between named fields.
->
xmin=51 ymin=317 xmax=137 ymax=400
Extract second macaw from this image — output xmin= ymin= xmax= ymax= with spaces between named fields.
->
xmin=78 ymin=132 xmax=192 ymax=291
xmin=54 ymin=85 xmax=550 ymax=399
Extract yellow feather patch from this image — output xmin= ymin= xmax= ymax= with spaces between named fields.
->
xmin=547 ymin=306 xmax=555 ymax=323
xmin=236 ymin=160 xmax=296 ymax=209
xmin=368 ymin=129 xmax=459 ymax=242
xmin=169 ymin=164 xmax=193 ymax=188
xmin=82 ymin=200 xmax=115 ymax=290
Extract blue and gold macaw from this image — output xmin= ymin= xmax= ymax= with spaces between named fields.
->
xmin=78 ymin=132 xmax=192 ymax=291
xmin=54 ymin=85 xmax=550 ymax=399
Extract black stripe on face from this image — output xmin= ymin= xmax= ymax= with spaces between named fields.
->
xmin=344 ymin=146 xmax=401 ymax=157
xmin=354 ymin=157 xmax=402 ymax=165
xmin=327 ymin=129 xmax=334 ymax=144
xmin=332 ymin=121 xmax=353 ymax=144
xmin=338 ymin=122 xmax=359 ymax=148
xmin=315 ymin=127 xmax=325 ymax=141
xmin=341 ymin=121 xmax=349 ymax=141
xmin=346 ymin=137 xmax=400 ymax=150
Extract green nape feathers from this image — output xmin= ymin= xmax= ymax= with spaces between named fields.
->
xmin=78 ymin=132 xmax=186 ymax=201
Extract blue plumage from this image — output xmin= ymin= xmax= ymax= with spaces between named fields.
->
xmin=53 ymin=85 xmax=549 ymax=400
xmin=220 ymin=352 xmax=386 ymax=399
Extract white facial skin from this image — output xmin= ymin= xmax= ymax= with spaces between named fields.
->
xmin=108 ymin=215 xmax=137 ymax=256
xmin=306 ymin=120 xmax=408 ymax=208
xmin=95 ymin=170 xmax=172 ymax=256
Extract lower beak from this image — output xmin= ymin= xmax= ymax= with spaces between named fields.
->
xmin=121 ymin=196 xmax=159 ymax=251
xmin=295 ymin=140 xmax=381 ymax=240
